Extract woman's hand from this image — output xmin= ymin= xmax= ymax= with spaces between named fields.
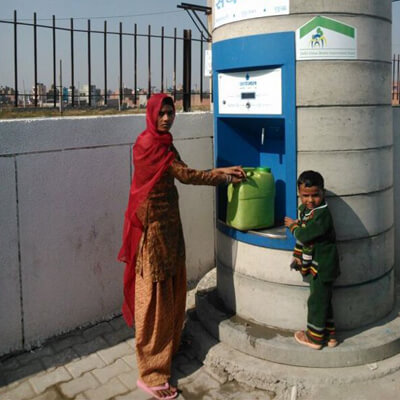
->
xmin=284 ymin=216 xmax=297 ymax=228
xmin=215 ymin=166 xmax=246 ymax=180
xmin=230 ymin=175 xmax=244 ymax=184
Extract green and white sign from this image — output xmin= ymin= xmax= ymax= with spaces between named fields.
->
xmin=296 ymin=16 xmax=357 ymax=60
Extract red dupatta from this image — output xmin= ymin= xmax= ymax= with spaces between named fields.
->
xmin=118 ymin=93 xmax=176 ymax=326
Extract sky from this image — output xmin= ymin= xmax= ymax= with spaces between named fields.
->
xmin=0 ymin=1 xmax=399 ymax=93
xmin=0 ymin=0 xmax=209 ymax=93
xmin=393 ymin=2 xmax=400 ymax=55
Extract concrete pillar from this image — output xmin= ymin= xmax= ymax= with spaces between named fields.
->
xmin=394 ymin=108 xmax=400 ymax=283
xmin=212 ymin=1 xmax=394 ymax=331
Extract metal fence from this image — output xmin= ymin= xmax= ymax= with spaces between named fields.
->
xmin=0 ymin=11 xmax=210 ymax=111
xmin=393 ymin=54 xmax=400 ymax=105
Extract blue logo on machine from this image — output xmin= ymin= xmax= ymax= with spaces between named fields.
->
xmin=310 ymin=27 xmax=327 ymax=48
xmin=216 ymin=0 xmax=237 ymax=10
xmin=240 ymin=73 xmax=256 ymax=87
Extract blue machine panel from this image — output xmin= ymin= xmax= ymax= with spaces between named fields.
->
xmin=213 ymin=32 xmax=296 ymax=249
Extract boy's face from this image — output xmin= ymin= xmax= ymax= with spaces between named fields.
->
xmin=298 ymin=184 xmax=324 ymax=210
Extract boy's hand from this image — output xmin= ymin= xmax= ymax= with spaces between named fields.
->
xmin=284 ymin=216 xmax=297 ymax=228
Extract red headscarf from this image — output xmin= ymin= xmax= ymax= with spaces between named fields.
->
xmin=119 ymin=93 xmax=176 ymax=326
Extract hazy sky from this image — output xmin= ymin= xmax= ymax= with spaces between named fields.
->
xmin=0 ymin=0 xmax=209 ymax=92
xmin=393 ymin=2 xmax=400 ymax=55
xmin=0 ymin=1 xmax=399 ymax=92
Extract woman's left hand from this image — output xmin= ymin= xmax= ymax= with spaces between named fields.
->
xmin=215 ymin=166 xmax=246 ymax=179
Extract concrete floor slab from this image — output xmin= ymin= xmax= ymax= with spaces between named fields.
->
xmin=196 ymin=269 xmax=400 ymax=368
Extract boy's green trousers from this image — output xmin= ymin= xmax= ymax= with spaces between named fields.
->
xmin=306 ymin=276 xmax=336 ymax=344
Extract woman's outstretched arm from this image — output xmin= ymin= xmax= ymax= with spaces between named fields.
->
xmin=168 ymin=160 xmax=245 ymax=186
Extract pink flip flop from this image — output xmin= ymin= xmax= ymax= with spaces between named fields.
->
xmin=136 ymin=379 xmax=178 ymax=400
xmin=294 ymin=330 xmax=322 ymax=350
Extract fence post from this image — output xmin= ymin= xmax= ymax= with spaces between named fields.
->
xmin=53 ymin=15 xmax=57 ymax=108
xmin=119 ymin=22 xmax=123 ymax=107
xmin=161 ymin=26 xmax=164 ymax=93
xmin=88 ymin=19 xmax=91 ymax=107
xmin=183 ymin=29 xmax=192 ymax=112
xmin=71 ymin=18 xmax=75 ymax=107
xmin=173 ymin=27 xmax=177 ymax=102
xmin=14 ymin=10 xmax=18 ymax=107
xmin=134 ymin=23 xmax=137 ymax=104
xmin=200 ymin=32 xmax=203 ymax=103
xmin=59 ymin=59 xmax=63 ymax=114
xmin=393 ymin=54 xmax=395 ymax=101
xmin=397 ymin=54 xmax=400 ymax=102
xmin=33 ymin=12 xmax=38 ymax=107
xmin=148 ymin=25 xmax=151 ymax=99
xmin=104 ymin=21 xmax=107 ymax=106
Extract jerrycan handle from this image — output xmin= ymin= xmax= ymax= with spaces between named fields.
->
xmin=246 ymin=171 xmax=254 ymax=177
xmin=227 ymin=183 xmax=233 ymax=202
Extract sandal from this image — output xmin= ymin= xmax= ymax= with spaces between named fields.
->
xmin=136 ymin=379 xmax=178 ymax=399
xmin=327 ymin=338 xmax=338 ymax=348
xmin=294 ymin=330 xmax=322 ymax=350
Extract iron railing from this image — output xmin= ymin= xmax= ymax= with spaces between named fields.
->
xmin=0 ymin=11 xmax=211 ymax=111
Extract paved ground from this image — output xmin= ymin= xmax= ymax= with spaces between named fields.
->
xmin=0 ymin=313 xmax=272 ymax=400
xmin=1 ymin=291 xmax=400 ymax=400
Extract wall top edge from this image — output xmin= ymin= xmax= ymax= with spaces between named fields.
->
xmin=0 ymin=111 xmax=211 ymax=124
xmin=0 ymin=112 xmax=214 ymax=156
xmin=0 ymin=113 xmax=143 ymax=124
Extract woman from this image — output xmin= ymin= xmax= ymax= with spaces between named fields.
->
xmin=119 ymin=93 xmax=244 ymax=399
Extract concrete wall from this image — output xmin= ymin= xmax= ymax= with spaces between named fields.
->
xmin=0 ymin=112 xmax=215 ymax=355
xmin=394 ymin=107 xmax=400 ymax=283
xmin=213 ymin=0 xmax=395 ymax=331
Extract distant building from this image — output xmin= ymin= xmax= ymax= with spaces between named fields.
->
xmin=81 ymin=84 xmax=101 ymax=106
xmin=46 ymin=84 xmax=59 ymax=103
xmin=68 ymin=86 xmax=79 ymax=105
xmin=393 ymin=81 xmax=400 ymax=105
xmin=31 ymin=83 xmax=47 ymax=106
xmin=100 ymin=89 xmax=114 ymax=105
xmin=62 ymin=87 xmax=68 ymax=102
xmin=138 ymin=94 xmax=147 ymax=108
xmin=0 ymin=86 xmax=15 ymax=105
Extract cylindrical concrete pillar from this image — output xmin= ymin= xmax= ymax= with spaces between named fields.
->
xmin=213 ymin=1 xmax=394 ymax=331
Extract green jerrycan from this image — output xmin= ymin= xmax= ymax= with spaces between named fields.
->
xmin=226 ymin=167 xmax=275 ymax=231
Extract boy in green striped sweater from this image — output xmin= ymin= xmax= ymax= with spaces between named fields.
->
xmin=284 ymin=170 xmax=340 ymax=350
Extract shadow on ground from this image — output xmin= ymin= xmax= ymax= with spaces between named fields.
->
xmin=0 ymin=315 xmax=135 ymax=388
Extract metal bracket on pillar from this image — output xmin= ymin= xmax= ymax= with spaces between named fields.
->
xmin=177 ymin=2 xmax=212 ymax=42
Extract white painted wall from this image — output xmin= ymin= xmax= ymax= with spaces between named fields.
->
xmin=0 ymin=112 xmax=215 ymax=355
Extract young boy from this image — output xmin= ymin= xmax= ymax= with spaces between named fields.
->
xmin=284 ymin=170 xmax=340 ymax=350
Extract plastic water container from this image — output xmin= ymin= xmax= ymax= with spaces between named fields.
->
xmin=226 ymin=167 xmax=275 ymax=230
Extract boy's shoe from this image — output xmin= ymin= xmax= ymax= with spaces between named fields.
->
xmin=327 ymin=338 xmax=338 ymax=348
xmin=294 ymin=330 xmax=322 ymax=350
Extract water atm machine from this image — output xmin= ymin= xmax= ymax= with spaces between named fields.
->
xmin=214 ymin=32 xmax=297 ymax=250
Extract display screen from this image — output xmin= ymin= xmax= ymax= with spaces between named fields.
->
xmin=218 ymin=68 xmax=282 ymax=115
xmin=241 ymin=92 xmax=256 ymax=99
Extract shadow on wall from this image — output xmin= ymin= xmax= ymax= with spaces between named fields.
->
xmin=200 ymin=190 xmax=395 ymax=337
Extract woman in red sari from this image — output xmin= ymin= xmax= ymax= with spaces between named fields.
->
xmin=119 ymin=94 xmax=244 ymax=399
